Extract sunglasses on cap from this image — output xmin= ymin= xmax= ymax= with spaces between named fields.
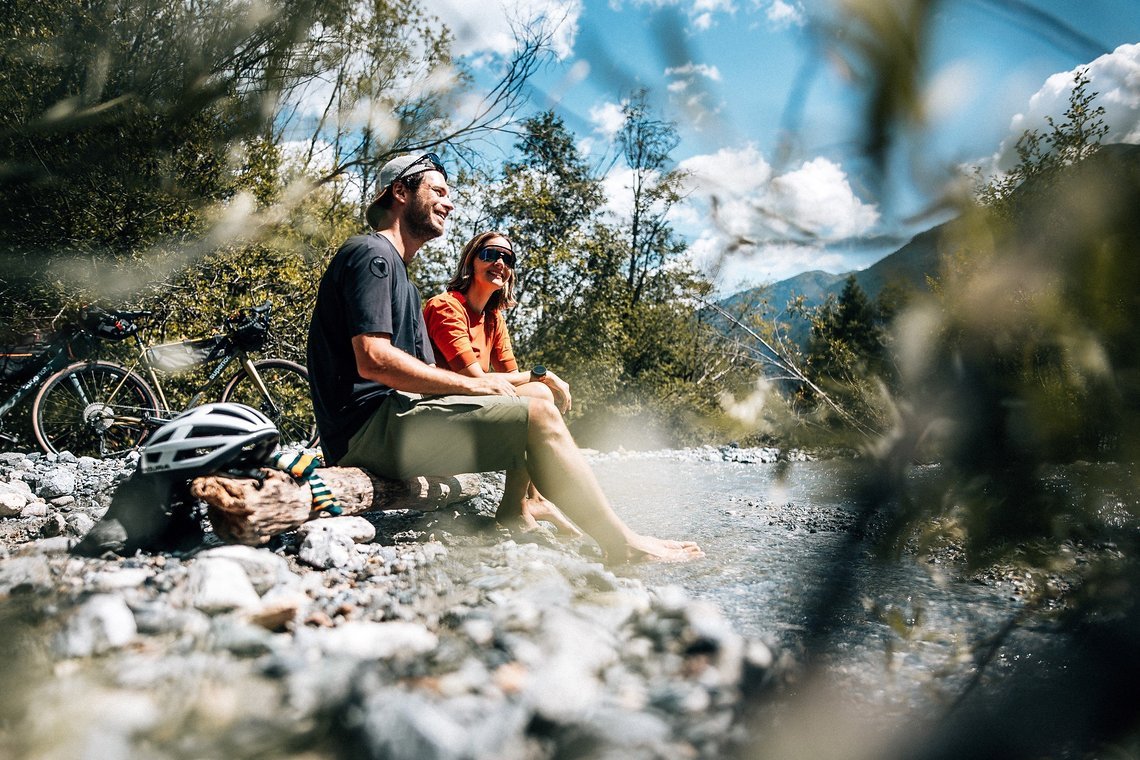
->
xmin=476 ymin=245 xmax=516 ymax=268
xmin=396 ymin=152 xmax=447 ymax=183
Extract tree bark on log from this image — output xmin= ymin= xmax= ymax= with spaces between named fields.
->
xmin=190 ymin=468 xmax=482 ymax=546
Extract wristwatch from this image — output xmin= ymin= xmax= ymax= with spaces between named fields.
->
xmin=530 ymin=365 xmax=547 ymax=383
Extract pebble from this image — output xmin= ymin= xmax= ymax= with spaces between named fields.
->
xmin=190 ymin=557 xmax=262 ymax=613
xmin=298 ymin=529 xmax=356 ymax=569
xmin=0 ymin=483 xmax=29 ymax=516
xmin=308 ymin=620 xmax=439 ymax=661
xmin=54 ymin=594 xmax=137 ymax=657
xmin=197 ymin=545 xmax=298 ymax=594
xmin=296 ymin=515 xmax=377 ymax=543
xmin=37 ymin=466 xmax=77 ymax=499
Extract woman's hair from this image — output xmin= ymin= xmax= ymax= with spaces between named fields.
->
xmin=446 ymin=230 xmax=517 ymax=311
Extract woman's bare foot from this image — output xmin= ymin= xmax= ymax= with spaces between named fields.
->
xmin=496 ymin=494 xmax=583 ymax=537
xmin=608 ymin=534 xmax=704 ymax=564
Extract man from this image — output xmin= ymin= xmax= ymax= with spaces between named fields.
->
xmin=307 ymin=152 xmax=702 ymax=563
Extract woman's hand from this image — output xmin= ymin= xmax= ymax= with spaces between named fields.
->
xmin=543 ymin=371 xmax=572 ymax=414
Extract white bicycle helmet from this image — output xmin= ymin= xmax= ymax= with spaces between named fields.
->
xmin=139 ymin=402 xmax=279 ymax=476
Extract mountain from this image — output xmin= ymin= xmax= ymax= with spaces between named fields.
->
xmin=722 ymin=223 xmax=944 ymax=313
xmin=715 ymin=220 xmax=946 ymax=345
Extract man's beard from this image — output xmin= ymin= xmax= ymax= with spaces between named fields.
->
xmin=406 ymin=195 xmax=443 ymax=240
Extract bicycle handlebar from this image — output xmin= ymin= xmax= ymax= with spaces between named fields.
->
xmin=80 ymin=305 xmax=141 ymax=341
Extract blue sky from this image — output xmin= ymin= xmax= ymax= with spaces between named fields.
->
xmin=427 ymin=0 xmax=1140 ymax=292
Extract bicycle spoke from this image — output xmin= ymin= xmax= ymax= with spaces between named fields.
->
xmin=33 ymin=362 xmax=159 ymax=457
xmin=221 ymin=360 xmax=317 ymax=449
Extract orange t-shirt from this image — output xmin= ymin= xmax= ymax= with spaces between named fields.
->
xmin=423 ymin=290 xmax=518 ymax=373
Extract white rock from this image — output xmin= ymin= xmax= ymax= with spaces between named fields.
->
xmin=18 ymin=501 xmax=48 ymax=518
xmin=189 ymin=558 xmax=262 ymax=614
xmin=197 ymin=545 xmax=298 ymax=593
xmin=54 ymin=594 xmax=137 ymax=657
xmin=298 ymin=531 xmax=355 ymax=569
xmin=0 ymin=555 xmax=53 ymax=592
xmin=29 ymin=536 xmax=75 ymax=554
xmin=314 ymin=621 xmax=438 ymax=660
xmin=0 ymin=490 xmax=27 ymax=516
xmin=37 ymin=466 xmax=76 ymax=499
xmin=0 ymin=481 xmax=30 ymax=516
xmin=89 ymin=567 xmax=153 ymax=592
xmin=296 ymin=515 xmax=376 ymax=543
xmin=3 ymin=478 xmax=32 ymax=495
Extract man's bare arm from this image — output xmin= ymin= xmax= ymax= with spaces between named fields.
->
xmin=353 ymin=333 xmax=517 ymax=397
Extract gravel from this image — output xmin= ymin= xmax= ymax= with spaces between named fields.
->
xmin=0 ymin=447 xmax=782 ymax=759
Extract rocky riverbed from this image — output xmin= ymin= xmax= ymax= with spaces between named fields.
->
xmin=0 ymin=448 xmax=784 ymax=760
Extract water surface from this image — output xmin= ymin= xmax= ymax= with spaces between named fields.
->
xmin=591 ymin=454 xmax=1048 ymax=713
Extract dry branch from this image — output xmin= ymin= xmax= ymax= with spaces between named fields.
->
xmin=191 ymin=467 xmax=482 ymax=546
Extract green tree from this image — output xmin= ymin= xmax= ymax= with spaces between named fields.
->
xmin=799 ymin=275 xmax=891 ymax=430
xmin=487 ymin=111 xmax=606 ymax=356
xmin=0 ymin=0 xmax=335 ymax=334
xmin=616 ymin=89 xmax=689 ymax=306
xmin=807 ymin=276 xmax=884 ymax=380
xmin=975 ymin=68 xmax=1107 ymax=221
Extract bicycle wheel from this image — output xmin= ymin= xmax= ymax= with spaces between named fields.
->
xmin=32 ymin=361 xmax=161 ymax=458
xmin=220 ymin=359 xmax=318 ymax=449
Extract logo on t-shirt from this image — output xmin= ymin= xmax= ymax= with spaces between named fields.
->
xmin=369 ymin=257 xmax=389 ymax=279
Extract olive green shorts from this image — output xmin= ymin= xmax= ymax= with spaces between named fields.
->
xmin=339 ymin=393 xmax=530 ymax=480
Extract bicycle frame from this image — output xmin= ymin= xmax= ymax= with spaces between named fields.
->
xmin=0 ymin=339 xmax=85 ymax=425
xmin=117 ymin=331 xmax=282 ymax=424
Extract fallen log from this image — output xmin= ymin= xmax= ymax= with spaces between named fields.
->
xmin=190 ymin=467 xmax=482 ymax=546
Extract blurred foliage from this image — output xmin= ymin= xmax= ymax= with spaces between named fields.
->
xmin=0 ymin=0 xmax=333 ymax=328
xmin=892 ymin=75 xmax=1134 ymax=556
xmin=1 ymin=0 xmax=1139 ymax=756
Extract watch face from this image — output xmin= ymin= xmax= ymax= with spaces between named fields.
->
xmin=533 ymin=365 xmax=547 ymax=377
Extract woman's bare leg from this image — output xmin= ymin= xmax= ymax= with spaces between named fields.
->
xmin=523 ymin=397 xmax=702 ymax=564
xmin=494 ymin=382 xmax=582 ymax=535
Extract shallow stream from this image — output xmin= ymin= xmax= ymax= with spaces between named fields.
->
xmin=590 ymin=454 xmax=1054 ymax=715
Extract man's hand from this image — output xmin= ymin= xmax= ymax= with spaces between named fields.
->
xmin=466 ymin=373 xmax=519 ymax=398
xmin=354 ymin=333 xmax=517 ymax=398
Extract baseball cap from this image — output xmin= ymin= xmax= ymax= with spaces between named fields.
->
xmin=365 ymin=152 xmax=447 ymax=227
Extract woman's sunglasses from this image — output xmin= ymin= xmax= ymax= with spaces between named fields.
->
xmin=476 ymin=245 xmax=516 ymax=268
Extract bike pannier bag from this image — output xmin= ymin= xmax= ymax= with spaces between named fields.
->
xmin=0 ymin=331 xmax=54 ymax=383
xmin=145 ymin=336 xmax=228 ymax=373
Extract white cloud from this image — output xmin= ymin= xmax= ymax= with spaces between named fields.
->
xmin=431 ymin=0 xmax=583 ymax=60
xmin=674 ymin=145 xmax=879 ymax=290
xmin=589 ymin=100 xmax=628 ymax=140
xmin=764 ymin=0 xmax=804 ymax=29
xmin=627 ymin=0 xmax=736 ymax=28
xmin=634 ymin=0 xmax=801 ymax=31
xmin=691 ymin=231 xmax=849 ymax=290
xmin=768 ymin=158 xmax=881 ymax=239
xmin=664 ymin=62 xmax=723 ymax=82
xmin=990 ymin=42 xmax=1140 ymax=170
xmin=681 ymin=143 xmax=774 ymax=189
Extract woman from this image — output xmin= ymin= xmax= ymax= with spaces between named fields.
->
xmin=423 ymin=231 xmax=580 ymax=535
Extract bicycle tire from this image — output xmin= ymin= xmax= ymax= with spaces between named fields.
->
xmin=220 ymin=359 xmax=318 ymax=449
xmin=32 ymin=361 xmax=161 ymax=458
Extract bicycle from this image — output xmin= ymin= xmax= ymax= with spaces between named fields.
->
xmin=4 ymin=303 xmax=317 ymax=458
xmin=1 ymin=323 xmax=100 ymax=448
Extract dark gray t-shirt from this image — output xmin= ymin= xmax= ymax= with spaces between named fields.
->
xmin=306 ymin=232 xmax=435 ymax=463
